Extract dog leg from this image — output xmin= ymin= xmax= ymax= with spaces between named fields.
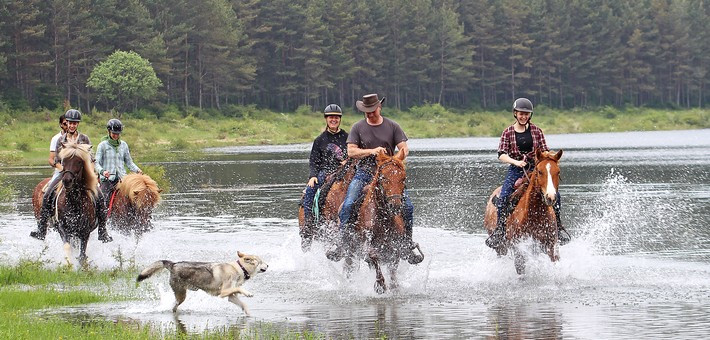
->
xmin=219 ymin=286 xmax=253 ymax=298
xmin=172 ymin=287 xmax=186 ymax=313
xmin=227 ymin=294 xmax=250 ymax=316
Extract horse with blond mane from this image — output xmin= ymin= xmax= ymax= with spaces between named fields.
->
xmin=483 ymin=149 xmax=564 ymax=274
xmin=31 ymin=142 xmax=98 ymax=266
xmin=107 ymin=173 xmax=161 ymax=236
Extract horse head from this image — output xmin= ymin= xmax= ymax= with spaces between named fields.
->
xmin=534 ymin=148 xmax=563 ymax=206
xmin=374 ymin=150 xmax=407 ymax=215
xmin=58 ymin=143 xmax=97 ymax=196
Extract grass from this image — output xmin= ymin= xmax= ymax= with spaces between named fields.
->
xmin=1 ymin=105 xmax=709 ymax=167
xmin=0 ymin=260 xmax=323 ymax=339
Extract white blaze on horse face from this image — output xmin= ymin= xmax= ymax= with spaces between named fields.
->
xmin=545 ymin=163 xmax=557 ymax=202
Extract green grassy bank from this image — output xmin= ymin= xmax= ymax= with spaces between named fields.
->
xmin=0 ymin=260 xmax=321 ymax=339
xmin=1 ymin=105 xmax=708 ymax=167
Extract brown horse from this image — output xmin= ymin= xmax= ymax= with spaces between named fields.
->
xmin=107 ymin=173 xmax=161 ymax=237
xmin=484 ymin=149 xmax=563 ymax=274
xmin=298 ymin=158 xmax=357 ymax=251
xmin=31 ymin=143 xmax=99 ymax=266
xmin=346 ymin=150 xmax=424 ymax=293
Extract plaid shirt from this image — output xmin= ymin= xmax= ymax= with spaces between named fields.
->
xmin=497 ymin=123 xmax=549 ymax=161
xmin=95 ymin=140 xmax=140 ymax=182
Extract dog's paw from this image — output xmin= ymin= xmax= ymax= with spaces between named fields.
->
xmin=242 ymin=290 xmax=253 ymax=297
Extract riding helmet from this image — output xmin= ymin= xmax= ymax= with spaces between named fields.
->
xmin=64 ymin=109 xmax=82 ymax=122
xmin=323 ymin=104 xmax=343 ymax=117
xmin=512 ymin=98 xmax=534 ymax=113
xmin=107 ymin=118 xmax=123 ymax=134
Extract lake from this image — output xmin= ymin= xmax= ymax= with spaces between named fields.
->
xmin=1 ymin=129 xmax=709 ymax=339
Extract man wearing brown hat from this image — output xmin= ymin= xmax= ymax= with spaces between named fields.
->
xmin=326 ymin=93 xmax=422 ymax=264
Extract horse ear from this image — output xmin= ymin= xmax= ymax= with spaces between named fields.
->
xmin=535 ymin=148 xmax=543 ymax=160
xmin=376 ymin=152 xmax=388 ymax=163
xmin=554 ymin=149 xmax=563 ymax=161
xmin=394 ymin=149 xmax=405 ymax=161
xmin=158 ymin=189 xmax=163 ymax=193
xmin=133 ymin=190 xmax=140 ymax=196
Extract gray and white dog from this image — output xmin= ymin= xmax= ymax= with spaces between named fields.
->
xmin=137 ymin=251 xmax=268 ymax=316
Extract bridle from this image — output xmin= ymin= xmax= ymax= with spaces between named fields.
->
xmin=374 ymin=159 xmax=405 ymax=212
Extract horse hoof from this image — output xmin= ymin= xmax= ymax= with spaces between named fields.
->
xmin=407 ymin=253 xmax=424 ymax=265
xmin=99 ymin=235 xmax=113 ymax=243
xmin=29 ymin=231 xmax=46 ymax=241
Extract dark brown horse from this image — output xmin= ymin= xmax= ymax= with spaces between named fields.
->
xmin=298 ymin=158 xmax=357 ymax=251
xmin=346 ymin=150 xmax=423 ymax=293
xmin=107 ymin=173 xmax=161 ymax=237
xmin=31 ymin=143 xmax=99 ymax=266
xmin=484 ymin=149 xmax=563 ymax=274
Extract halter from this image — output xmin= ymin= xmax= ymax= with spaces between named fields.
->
xmin=374 ymin=159 xmax=405 ymax=204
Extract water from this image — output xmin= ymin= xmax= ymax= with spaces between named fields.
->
xmin=1 ymin=129 xmax=709 ymax=339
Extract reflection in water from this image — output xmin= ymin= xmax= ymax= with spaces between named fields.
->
xmin=1 ymin=130 xmax=710 ymax=338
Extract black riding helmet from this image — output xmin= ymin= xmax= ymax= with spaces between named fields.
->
xmin=513 ymin=98 xmax=533 ymax=113
xmin=64 ymin=109 xmax=82 ymax=122
xmin=323 ymin=104 xmax=343 ymax=117
xmin=107 ymin=118 xmax=123 ymax=134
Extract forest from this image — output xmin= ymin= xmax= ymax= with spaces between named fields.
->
xmin=1 ymin=0 xmax=709 ymax=114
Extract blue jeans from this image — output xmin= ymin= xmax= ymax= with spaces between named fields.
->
xmin=497 ymin=165 xmax=561 ymax=226
xmin=303 ymin=171 xmax=326 ymax=221
xmin=338 ymin=168 xmax=414 ymax=235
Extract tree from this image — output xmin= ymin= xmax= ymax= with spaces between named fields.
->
xmin=87 ymin=50 xmax=162 ymax=115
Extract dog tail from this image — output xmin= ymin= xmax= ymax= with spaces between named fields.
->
xmin=136 ymin=260 xmax=174 ymax=282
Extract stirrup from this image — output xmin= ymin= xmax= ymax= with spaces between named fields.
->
xmin=405 ymin=242 xmax=424 ymax=265
xmin=485 ymin=227 xmax=505 ymax=249
xmin=325 ymin=245 xmax=344 ymax=262
xmin=30 ymin=230 xmax=46 ymax=241
xmin=558 ymin=228 xmax=571 ymax=246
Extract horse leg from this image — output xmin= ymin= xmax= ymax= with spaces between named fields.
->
xmin=78 ymin=235 xmax=89 ymax=269
xmin=368 ymin=253 xmax=386 ymax=294
xmin=547 ymin=242 xmax=560 ymax=262
xmin=388 ymin=262 xmax=399 ymax=291
xmin=513 ymin=248 xmax=526 ymax=275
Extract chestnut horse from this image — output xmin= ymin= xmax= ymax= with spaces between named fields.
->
xmin=484 ymin=149 xmax=563 ymax=274
xmin=31 ymin=143 xmax=99 ymax=266
xmin=345 ymin=151 xmax=424 ymax=293
xmin=107 ymin=173 xmax=161 ymax=237
xmin=298 ymin=158 xmax=357 ymax=251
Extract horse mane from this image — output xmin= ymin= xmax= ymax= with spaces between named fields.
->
xmin=58 ymin=142 xmax=98 ymax=197
xmin=116 ymin=173 xmax=161 ymax=208
xmin=375 ymin=152 xmax=406 ymax=170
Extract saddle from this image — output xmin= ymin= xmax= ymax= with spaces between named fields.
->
xmin=492 ymin=176 xmax=530 ymax=214
xmin=311 ymin=158 xmax=356 ymax=217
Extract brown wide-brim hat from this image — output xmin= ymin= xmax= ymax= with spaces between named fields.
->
xmin=356 ymin=93 xmax=386 ymax=113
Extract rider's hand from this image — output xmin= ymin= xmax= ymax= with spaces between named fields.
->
xmin=372 ymin=147 xmax=386 ymax=156
xmin=137 ymin=170 xmax=143 ymax=175
xmin=307 ymin=177 xmax=318 ymax=188
xmin=516 ymin=160 xmax=527 ymax=168
xmin=103 ymin=170 xmax=110 ymax=178
xmin=56 ymin=163 xmax=63 ymax=171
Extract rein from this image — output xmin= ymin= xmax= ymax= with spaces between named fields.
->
xmin=237 ymin=259 xmax=251 ymax=280
xmin=375 ymin=159 xmax=404 ymax=204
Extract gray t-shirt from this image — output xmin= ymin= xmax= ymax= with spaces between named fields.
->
xmin=348 ymin=117 xmax=407 ymax=172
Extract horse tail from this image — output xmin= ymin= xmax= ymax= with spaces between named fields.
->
xmin=136 ymin=260 xmax=174 ymax=282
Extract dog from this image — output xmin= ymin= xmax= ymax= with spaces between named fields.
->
xmin=136 ymin=251 xmax=268 ymax=316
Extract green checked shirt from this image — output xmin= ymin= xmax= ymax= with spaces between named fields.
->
xmin=95 ymin=140 xmax=141 ymax=182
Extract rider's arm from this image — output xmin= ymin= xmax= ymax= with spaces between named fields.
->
xmin=395 ymin=141 xmax=409 ymax=159
xmin=347 ymin=143 xmax=385 ymax=159
xmin=123 ymin=143 xmax=141 ymax=173
xmin=498 ymin=153 xmax=526 ymax=168
xmin=95 ymin=142 xmax=105 ymax=175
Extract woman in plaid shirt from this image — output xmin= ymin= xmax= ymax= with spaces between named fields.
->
xmin=95 ymin=119 xmax=143 ymax=233
xmin=485 ymin=98 xmax=570 ymax=249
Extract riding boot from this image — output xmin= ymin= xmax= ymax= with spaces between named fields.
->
xmin=326 ymin=229 xmax=348 ymax=262
xmin=403 ymin=217 xmax=423 ymax=264
xmin=30 ymin=192 xmax=55 ymax=240
xmin=556 ymin=210 xmax=570 ymax=246
xmin=486 ymin=218 xmax=507 ymax=249
xmin=95 ymin=194 xmax=113 ymax=243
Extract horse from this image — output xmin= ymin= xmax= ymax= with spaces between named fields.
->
xmin=344 ymin=150 xmax=424 ymax=293
xmin=107 ymin=173 xmax=161 ymax=237
xmin=298 ymin=158 xmax=357 ymax=251
xmin=484 ymin=149 xmax=563 ymax=274
xmin=31 ymin=143 xmax=99 ymax=266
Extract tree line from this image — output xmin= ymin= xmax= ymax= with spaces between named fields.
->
xmin=1 ymin=0 xmax=708 ymax=114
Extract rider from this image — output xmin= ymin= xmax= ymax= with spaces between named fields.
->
xmin=485 ymin=98 xmax=570 ymax=249
xmin=95 ymin=119 xmax=143 ymax=221
xmin=30 ymin=109 xmax=113 ymax=243
xmin=48 ymin=113 xmax=68 ymax=182
xmin=302 ymin=104 xmax=348 ymax=230
xmin=326 ymin=93 xmax=422 ymax=264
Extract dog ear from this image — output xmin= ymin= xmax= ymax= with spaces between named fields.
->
xmin=237 ymin=251 xmax=244 ymax=258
